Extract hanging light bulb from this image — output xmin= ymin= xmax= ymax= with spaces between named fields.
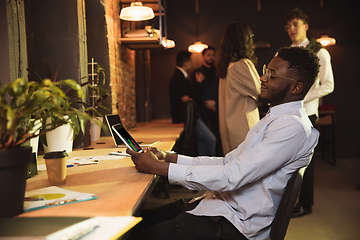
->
xmin=188 ymin=0 xmax=208 ymax=53
xmin=120 ymin=2 xmax=155 ymax=21
xmin=317 ymin=0 xmax=336 ymax=47
xmin=316 ymin=35 xmax=336 ymax=46
xmin=188 ymin=41 xmax=208 ymax=53
xmin=162 ymin=39 xmax=175 ymax=49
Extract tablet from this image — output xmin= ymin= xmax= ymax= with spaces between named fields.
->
xmin=105 ymin=114 xmax=124 ymax=147
xmin=111 ymin=123 xmax=143 ymax=153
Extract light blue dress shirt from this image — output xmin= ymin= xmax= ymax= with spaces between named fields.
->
xmin=168 ymin=100 xmax=319 ymax=240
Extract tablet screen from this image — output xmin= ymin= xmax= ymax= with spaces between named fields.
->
xmin=105 ymin=114 xmax=123 ymax=147
xmin=112 ymin=123 xmax=143 ymax=152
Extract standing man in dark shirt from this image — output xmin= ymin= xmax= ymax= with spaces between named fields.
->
xmin=190 ymin=46 xmax=222 ymax=156
xmin=169 ymin=51 xmax=193 ymax=124
xmin=169 ymin=50 xmax=216 ymax=156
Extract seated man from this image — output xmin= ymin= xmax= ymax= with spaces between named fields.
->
xmin=126 ymin=47 xmax=320 ymax=240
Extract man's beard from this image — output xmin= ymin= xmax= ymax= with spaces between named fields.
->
xmin=205 ymin=59 xmax=214 ymax=67
xmin=257 ymin=84 xmax=291 ymax=107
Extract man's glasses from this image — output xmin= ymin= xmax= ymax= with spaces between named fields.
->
xmin=262 ymin=65 xmax=298 ymax=82
xmin=284 ymin=21 xmax=304 ymax=31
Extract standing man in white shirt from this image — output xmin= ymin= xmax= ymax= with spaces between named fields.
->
xmin=284 ymin=7 xmax=334 ymax=218
xmin=126 ymin=47 xmax=320 ymax=240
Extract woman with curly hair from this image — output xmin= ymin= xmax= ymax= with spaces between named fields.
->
xmin=217 ymin=22 xmax=261 ymax=155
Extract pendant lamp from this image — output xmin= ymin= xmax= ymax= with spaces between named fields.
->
xmin=162 ymin=39 xmax=176 ymax=49
xmin=188 ymin=0 xmax=208 ymax=53
xmin=254 ymin=0 xmax=270 ymax=49
xmin=120 ymin=2 xmax=155 ymax=21
xmin=316 ymin=35 xmax=336 ymax=46
xmin=188 ymin=41 xmax=207 ymax=53
xmin=316 ymin=0 xmax=336 ymax=46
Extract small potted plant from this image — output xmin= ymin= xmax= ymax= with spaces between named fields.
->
xmin=0 ymin=77 xmax=102 ymax=217
xmin=28 ymin=62 xmax=107 ymax=152
xmin=88 ymin=64 xmax=110 ymax=141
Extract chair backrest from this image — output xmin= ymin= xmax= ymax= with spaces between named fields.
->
xmin=270 ymin=169 xmax=303 ymax=240
xmin=171 ymin=100 xmax=198 ymax=156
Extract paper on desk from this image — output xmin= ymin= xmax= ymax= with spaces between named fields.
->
xmin=80 ymin=216 xmax=142 ymax=240
xmin=24 ymin=186 xmax=96 ymax=212
xmin=37 ymin=155 xmax=126 ymax=171
xmin=68 ymin=155 xmax=126 ymax=162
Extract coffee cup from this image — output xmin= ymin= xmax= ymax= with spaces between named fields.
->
xmin=44 ymin=150 xmax=68 ymax=185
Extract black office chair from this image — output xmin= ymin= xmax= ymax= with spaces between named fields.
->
xmin=171 ymin=100 xmax=198 ymax=156
xmin=270 ymin=168 xmax=304 ymax=240
xmin=153 ymin=100 xmax=199 ymax=198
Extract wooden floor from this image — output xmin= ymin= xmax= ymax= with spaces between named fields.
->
xmin=144 ymin=156 xmax=360 ymax=240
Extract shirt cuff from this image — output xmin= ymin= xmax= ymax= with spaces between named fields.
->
xmin=168 ymin=163 xmax=188 ymax=186
xmin=177 ymin=155 xmax=194 ymax=165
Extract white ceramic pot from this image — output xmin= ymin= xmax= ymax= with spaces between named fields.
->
xmin=90 ymin=117 xmax=103 ymax=141
xmin=43 ymin=118 xmax=74 ymax=154
xmin=29 ymin=119 xmax=41 ymax=158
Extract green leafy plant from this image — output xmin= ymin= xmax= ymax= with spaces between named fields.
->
xmin=87 ymin=64 xmax=110 ymax=117
xmin=0 ymin=78 xmax=103 ymax=150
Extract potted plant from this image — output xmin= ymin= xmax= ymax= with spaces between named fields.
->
xmin=28 ymin=62 xmax=107 ymax=152
xmin=88 ymin=64 xmax=109 ymax=141
xmin=0 ymin=77 xmax=102 ymax=217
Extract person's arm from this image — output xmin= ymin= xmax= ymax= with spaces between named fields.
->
xmin=304 ymin=48 xmax=334 ymax=103
xmin=127 ymin=147 xmax=227 ymax=176
xmin=229 ymin=60 xmax=261 ymax=99
xmin=126 ymin=148 xmax=170 ymax=176
xmin=168 ymin=117 xmax=315 ymax=191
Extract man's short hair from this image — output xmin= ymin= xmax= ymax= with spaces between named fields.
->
xmin=202 ymin=46 xmax=215 ymax=56
xmin=277 ymin=47 xmax=320 ymax=94
xmin=284 ymin=7 xmax=309 ymax=25
xmin=176 ymin=50 xmax=192 ymax=67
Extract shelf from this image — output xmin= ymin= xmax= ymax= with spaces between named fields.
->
xmin=119 ymin=37 xmax=165 ymax=50
xmin=119 ymin=0 xmax=167 ymax=50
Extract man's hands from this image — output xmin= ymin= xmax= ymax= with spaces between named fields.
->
xmin=204 ymin=100 xmax=216 ymax=112
xmin=126 ymin=147 xmax=178 ymax=176
xmin=147 ymin=147 xmax=178 ymax=163
xmin=195 ymin=71 xmax=205 ymax=84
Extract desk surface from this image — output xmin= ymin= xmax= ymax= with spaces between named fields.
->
xmin=20 ymin=119 xmax=183 ymax=218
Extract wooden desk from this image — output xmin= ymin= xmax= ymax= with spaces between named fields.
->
xmin=20 ymin=119 xmax=183 ymax=218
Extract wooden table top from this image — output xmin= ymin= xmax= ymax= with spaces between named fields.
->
xmin=20 ymin=119 xmax=183 ymax=218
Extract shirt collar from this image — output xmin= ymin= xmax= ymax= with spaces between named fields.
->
xmin=290 ymin=38 xmax=309 ymax=48
xmin=268 ymin=100 xmax=304 ymax=117
xmin=176 ymin=66 xmax=188 ymax=79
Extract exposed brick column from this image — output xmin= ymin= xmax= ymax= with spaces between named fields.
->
xmin=103 ymin=0 xmax=137 ymax=129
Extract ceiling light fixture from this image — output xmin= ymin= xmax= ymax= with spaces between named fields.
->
xmin=120 ymin=2 xmax=155 ymax=21
xmin=254 ymin=0 xmax=270 ymax=49
xmin=316 ymin=35 xmax=336 ymax=46
xmin=316 ymin=0 xmax=336 ymax=46
xmin=188 ymin=0 xmax=208 ymax=53
xmin=162 ymin=39 xmax=175 ymax=49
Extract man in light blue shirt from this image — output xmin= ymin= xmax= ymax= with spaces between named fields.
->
xmin=127 ymin=47 xmax=320 ymax=240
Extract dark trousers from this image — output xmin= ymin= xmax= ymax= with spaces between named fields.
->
xmin=125 ymin=199 xmax=248 ymax=240
xmin=298 ymin=114 xmax=318 ymax=208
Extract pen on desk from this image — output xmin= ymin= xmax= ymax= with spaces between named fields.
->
xmin=68 ymin=224 xmax=99 ymax=240
xmin=46 ymin=198 xmax=78 ymax=206
xmin=67 ymin=162 xmax=98 ymax=168
xmin=109 ymin=151 xmax=130 ymax=156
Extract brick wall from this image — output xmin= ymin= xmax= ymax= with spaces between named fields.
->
xmin=102 ymin=0 xmax=137 ymax=128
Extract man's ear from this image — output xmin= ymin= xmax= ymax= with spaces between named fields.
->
xmin=291 ymin=82 xmax=304 ymax=95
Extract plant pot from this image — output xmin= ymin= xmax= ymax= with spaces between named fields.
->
xmin=90 ymin=117 xmax=103 ymax=141
xmin=0 ymin=147 xmax=32 ymax=217
xmin=43 ymin=122 xmax=74 ymax=154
